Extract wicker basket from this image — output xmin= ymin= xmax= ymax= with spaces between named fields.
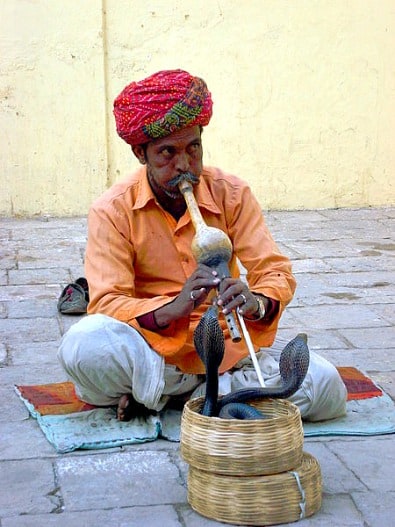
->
xmin=187 ymin=452 xmax=322 ymax=526
xmin=181 ymin=396 xmax=304 ymax=476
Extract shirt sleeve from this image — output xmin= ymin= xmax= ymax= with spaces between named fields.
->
xmin=85 ymin=203 xmax=190 ymax=356
xmin=224 ymin=180 xmax=297 ymax=346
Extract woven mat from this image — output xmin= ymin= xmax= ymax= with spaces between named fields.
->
xmin=337 ymin=366 xmax=383 ymax=400
xmin=15 ymin=367 xmax=394 ymax=453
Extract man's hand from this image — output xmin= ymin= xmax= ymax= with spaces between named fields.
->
xmin=177 ymin=263 xmax=221 ymax=313
xmin=153 ymin=264 xmax=221 ymax=326
xmin=216 ymin=277 xmax=267 ymax=319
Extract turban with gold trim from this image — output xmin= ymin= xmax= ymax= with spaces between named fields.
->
xmin=113 ymin=69 xmax=213 ymax=146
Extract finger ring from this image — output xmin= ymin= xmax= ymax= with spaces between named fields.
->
xmin=240 ymin=293 xmax=247 ymax=304
xmin=190 ymin=291 xmax=195 ymax=301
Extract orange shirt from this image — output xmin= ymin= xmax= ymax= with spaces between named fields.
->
xmin=86 ymin=166 xmax=296 ymax=374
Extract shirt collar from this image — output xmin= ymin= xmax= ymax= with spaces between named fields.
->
xmin=193 ymin=169 xmax=222 ymax=215
xmin=132 ymin=167 xmax=156 ymax=210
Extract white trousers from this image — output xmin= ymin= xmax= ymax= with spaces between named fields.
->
xmin=58 ymin=314 xmax=347 ymax=422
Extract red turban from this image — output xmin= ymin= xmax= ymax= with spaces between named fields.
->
xmin=113 ymin=69 xmax=213 ymax=146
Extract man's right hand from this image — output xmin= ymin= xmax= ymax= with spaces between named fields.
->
xmin=154 ymin=264 xmax=221 ymax=326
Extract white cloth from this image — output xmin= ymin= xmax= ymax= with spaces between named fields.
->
xmin=58 ymin=314 xmax=347 ymax=421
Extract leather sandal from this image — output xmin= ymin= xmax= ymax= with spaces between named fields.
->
xmin=57 ymin=277 xmax=89 ymax=314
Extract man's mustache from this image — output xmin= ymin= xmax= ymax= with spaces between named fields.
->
xmin=168 ymin=172 xmax=199 ymax=189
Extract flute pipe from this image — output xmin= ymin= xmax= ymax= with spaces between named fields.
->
xmin=179 ymin=180 xmax=233 ymax=264
xmin=178 ymin=179 xmax=241 ymax=342
xmin=222 ymin=305 xmax=242 ymax=342
xmin=215 ymin=260 xmax=242 ymax=342
xmin=178 ymin=179 xmax=204 ymax=232
xmin=236 ymin=307 xmax=266 ymax=388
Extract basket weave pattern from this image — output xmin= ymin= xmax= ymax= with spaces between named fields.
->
xmin=188 ymin=453 xmax=322 ymax=526
xmin=181 ymin=397 xmax=304 ymax=475
xmin=180 ymin=397 xmax=322 ymax=525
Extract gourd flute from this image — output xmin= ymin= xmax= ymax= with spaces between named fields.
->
xmin=178 ymin=178 xmax=241 ymax=342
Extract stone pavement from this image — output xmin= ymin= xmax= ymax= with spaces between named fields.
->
xmin=0 ymin=208 xmax=394 ymax=527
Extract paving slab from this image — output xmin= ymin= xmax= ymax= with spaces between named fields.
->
xmin=56 ymin=451 xmax=187 ymax=510
xmin=0 ymin=459 xmax=56 ymax=516
xmin=0 ymin=317 xmax=61 ymax=344
xmin=0 ymin=362 xmax=67 ymax=386
xmin=290 ymin=304 xmax=389 ymax=330
xmin=368 ymin=303 xmax=395 ymax=325
xmin=0 ymin=385 xmax=30 ymax=422
xmin=326 ymin=437 xmax=395 ymax=492
xmin=369 ymin=371 xmax=395 ymax=399
xmin=0 ymin=342 xmax=7 ymax=364
xmin=9 ymin=340 xmax=60 ymax=366
xmin=0 ymin=270 xmax=7 ymax=286
xmin=0 ymin=284 xmax=61 ymax=301
xmin=0 ymin=419 xmax=58 ymax=460
xmin=351 ymin=491 xmax=395 ymax=527
xmin=2 ymin=506 xmax=182 ymax=527
xmin=58 ymin=313 xmax=87 ymax=335
xmin=178 ymin=504 xmax=233 ymax=526
xmin=291 ymin=258 xmax=333 ymax=273
xmin=6 ymin=298 xmax=60 ymax=318
xmin=277 ymin=327 xmax=348 ymax=350
xmin=316 ymin=348 xmax=395 ymax=372
xmin=338 ymin=327 xmax=395 ymax=348
xmin=8 ymin=268 xmax=73 ymax=286
xmin=0 ymin=254 xmax=16 ymax=270
xmin=17 ymin=250 xmax=83 ymax=270
xmin=304 ymin=443 xmax=366 ymax=494
xmin=327 ymin=255 xmax=395 ymax=273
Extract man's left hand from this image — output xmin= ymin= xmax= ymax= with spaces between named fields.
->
xmin=216 ymin=278 xmax=266 ymax=319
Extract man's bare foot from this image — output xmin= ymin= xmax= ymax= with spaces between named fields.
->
xmin=117 ymin=394 xmax=132 ymax=421
xmin=117 ymin=394 xmax=155 ymax=421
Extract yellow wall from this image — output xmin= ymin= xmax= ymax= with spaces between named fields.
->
xmin=1 ymin=0 xmax=394 ymax=216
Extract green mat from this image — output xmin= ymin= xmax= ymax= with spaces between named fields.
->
xmin=15 ymin=386 xmax=395 ymax=454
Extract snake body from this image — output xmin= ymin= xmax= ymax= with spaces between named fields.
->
xmin=194 ymin=305 xmax=310 ymax=419
xmin=193 ymin=305 xmax=224 ymax=417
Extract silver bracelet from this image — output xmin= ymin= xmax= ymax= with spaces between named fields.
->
xmin=243 ymin=295 xmax=266 ymax=321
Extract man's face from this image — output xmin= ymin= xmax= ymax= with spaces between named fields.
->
xmin=133 ymin=126 xmax=203 ymax=199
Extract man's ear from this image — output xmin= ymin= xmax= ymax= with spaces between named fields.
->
xmin=131 ymin=145 xmax=146 ymax=165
